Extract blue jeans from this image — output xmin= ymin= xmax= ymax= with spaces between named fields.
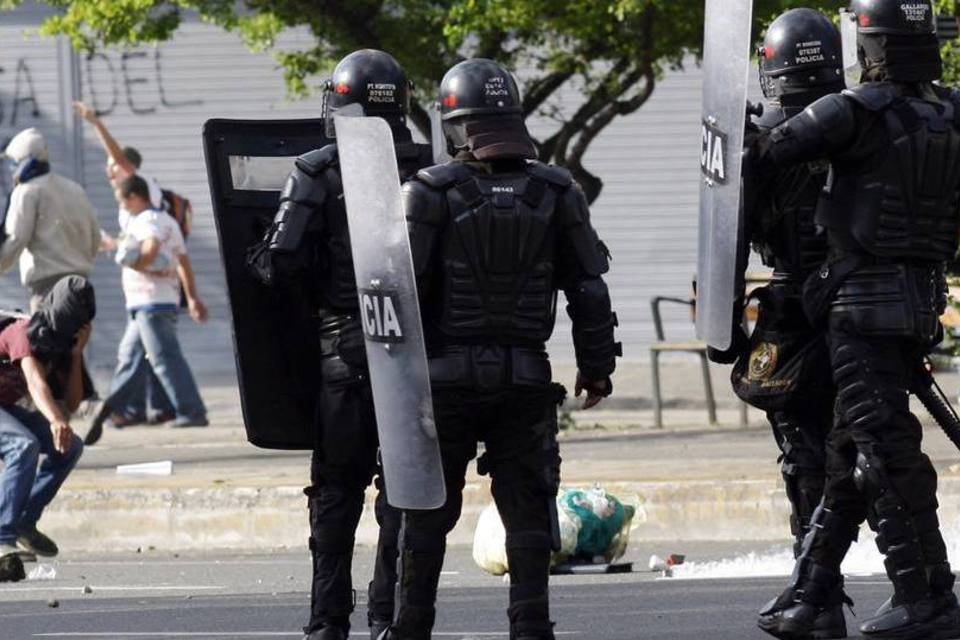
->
xmin=0 ymin=405 xmax=83 ymax=545
xmin=117 ymin=370 xmax=174 ymax=422
xmin=105 ymin=309 xmax=206 ymax=422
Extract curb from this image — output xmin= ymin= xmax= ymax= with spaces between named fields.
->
xmin=41 ymin=476 xmax=960 ymax=553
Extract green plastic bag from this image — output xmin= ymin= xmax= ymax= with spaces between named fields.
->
xmin=560 ymin=487 xmax=629 ymax=558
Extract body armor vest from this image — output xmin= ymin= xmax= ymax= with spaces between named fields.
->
xmin=316 ymin=141 xmax=433 ymax=312
xmin=434 ymin=163 xmax=562 ymax=345
xmin=817 ymin=84 xmax=960 ymax=262
xmin=752 ymin=106 xmax=830 ymax=281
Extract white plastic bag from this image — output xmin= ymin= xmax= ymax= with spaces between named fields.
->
xmin=472 ymin=503 xmax=509 ymax=576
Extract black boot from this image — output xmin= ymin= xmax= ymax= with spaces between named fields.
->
xmin=759 ymin=582 xmax=849 ymax=639
xmin=759 ymin=561 xmax=848 ymax=640
xmin=303 ymin=628 xmax=348 ymax=640
xmin=759 ymin=499 xmax=855 ymax=640
xmin=861 ymin=563 xmax=960 ymax=640
xmin=369 ymin=618 xmax=391 ymax=640
xmin=509 ymin=597 xmax=555 ymax=640
xmin=390 ymin=603 xmax=435 ymax=640
xmin=760 ymin=496 xmax=848 ymax=639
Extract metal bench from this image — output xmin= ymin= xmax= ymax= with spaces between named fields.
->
xmin=649 ymin=296 xmax=717 ymax=429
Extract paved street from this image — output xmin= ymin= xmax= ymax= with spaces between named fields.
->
xmin=0 ymin=545 xmax=898 ymax=640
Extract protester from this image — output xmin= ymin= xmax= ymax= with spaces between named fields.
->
xmin=0 ymin=129 xmax=100 ymax=310
xmin=73 ymin=101 xmax=195 ymax=432
xmin=0 ymin=276 xmax=96 ymax=581
xmin=84 ymin=175 xmax=207 ymax=446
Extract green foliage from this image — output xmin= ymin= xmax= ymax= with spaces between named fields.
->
xmin=8 ymin=0 xmax=954 ymax=200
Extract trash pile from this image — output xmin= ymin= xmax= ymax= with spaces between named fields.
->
xmin=473 ymin=485 xmax=638 ymax=576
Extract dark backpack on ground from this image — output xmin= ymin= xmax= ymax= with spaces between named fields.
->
xmin=0 ymin=553 xmax=25 ymax=582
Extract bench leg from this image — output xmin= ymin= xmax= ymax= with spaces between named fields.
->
xmin=699 ymin=352 xmax=718 ymax=426
xmin=739 ymin=401 xmax=748 ymax=429
xmin=651 ymin=350 xmax=663 ymax=429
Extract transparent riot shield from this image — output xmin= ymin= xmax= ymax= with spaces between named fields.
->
xmin=334 ymin=114 xmax=446 ymax=510
xmin=840 ymin=9 xmax=861 ymax=88
xmin=203 ymin=119 xmax=331 ymax=450
xmin=697 ymin=0 xmax=755 ymax=350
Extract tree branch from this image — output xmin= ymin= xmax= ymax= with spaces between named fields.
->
xmin=522 ymin=70 xmax=572 ymax=117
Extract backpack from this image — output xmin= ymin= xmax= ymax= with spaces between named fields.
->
xmin=161 ymin=189 xmax=193 ymax=240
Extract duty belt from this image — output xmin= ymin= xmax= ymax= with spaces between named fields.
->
xmin=428 ymin=344 xmax=552 ymax=389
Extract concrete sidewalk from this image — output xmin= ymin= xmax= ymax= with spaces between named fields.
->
xmin=37 ymin=362 xmax=960 ymax=553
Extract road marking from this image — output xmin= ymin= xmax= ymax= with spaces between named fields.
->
xmin=34 ymin=633 xmax=579 ymax=638
xmin=2 ymin=585 xmax=225 ymax=593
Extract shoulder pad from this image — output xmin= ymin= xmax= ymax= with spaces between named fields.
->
xmin=415 ymin=162 xmax=472 ymax=190
xmin=295 ymin=144 xmax=338 ymax=177
xmin=527 ymin=162 xmax=573 ymax=189
xmin=841 ymin=83 xmax=896 ymax=111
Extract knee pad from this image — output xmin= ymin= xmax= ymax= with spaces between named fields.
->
xmin=853 ymin=449 xmax=891 ymax=501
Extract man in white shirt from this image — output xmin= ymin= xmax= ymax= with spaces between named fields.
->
xmin=0 ymin=129 xmax=100 ymax=310
xmin=84 ymin=175 xmax=207 ymax=445
xmin=73 ymin=101 xmax=191 ymax=436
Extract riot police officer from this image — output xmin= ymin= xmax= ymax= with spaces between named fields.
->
xmin=247 ymin=49 xmax=434 ymax=640
xmin=379 ymin=58 xmax=620 ymax=640
xmin=710 ymin=9 xmax=848 ymax=638
xmin=750 ymin=2 xmax=960 ymax=638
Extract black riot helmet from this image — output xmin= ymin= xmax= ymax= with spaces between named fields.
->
xmin=438 ymin=58 xmax=536 ymax=161
xmin=759 ymin=9 xmax=844 ymax=100
xmin=322 ymin=49 xmax=411 ymax=137
xmin=848 ymin=0 xmax=942 ymax=82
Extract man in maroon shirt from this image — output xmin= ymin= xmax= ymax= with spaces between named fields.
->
xmin=0 ymin=276 xmax=95 ymax=581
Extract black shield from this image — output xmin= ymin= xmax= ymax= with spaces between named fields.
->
xmin=202 ymin=119 xmax=331 ymax=449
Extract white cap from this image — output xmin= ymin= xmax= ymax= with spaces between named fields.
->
xmin=3 ymin=127 xmax=48 ymax=163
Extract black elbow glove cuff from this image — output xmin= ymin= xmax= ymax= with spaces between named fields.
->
xmin=571 ymin=311 xmax=621 ymax=382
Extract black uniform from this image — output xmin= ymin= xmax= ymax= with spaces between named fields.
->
xmin=754 ymin=4 xmax=960 ymax=634
xmin=390 ymin=154 xmax=618 ymax=639
xmin=739 ymin=101 xmax=834 ymax=557
xmin=248 ymin=133 xmax=433 ymax=637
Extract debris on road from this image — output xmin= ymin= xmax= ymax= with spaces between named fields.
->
xmin=116 ymin=460 xmax=174 ymax=476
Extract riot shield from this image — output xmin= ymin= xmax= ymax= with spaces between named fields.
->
xmin=696 ymin=0 xmax=754 ymax=350
xmin=840 ymin=9 xmax=861 ymax=88
xmin=334 ymin=114 xmax=446 ymax=510
xmin=203 ymin=119 xmax=331 ymax=450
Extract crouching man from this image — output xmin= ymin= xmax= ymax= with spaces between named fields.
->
xmin=0 ymin=276 xmax=96 ymax=580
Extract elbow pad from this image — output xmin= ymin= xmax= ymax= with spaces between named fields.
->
xmin=559 ymin=185 xmax=609 ymax=277
xmin=763 ymin=93 xmax=856 ymax=167
xmin=268 ymin=168 xmax=326 ymax=253
xmin=567 ymin=277 xmax=621 ymax=381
